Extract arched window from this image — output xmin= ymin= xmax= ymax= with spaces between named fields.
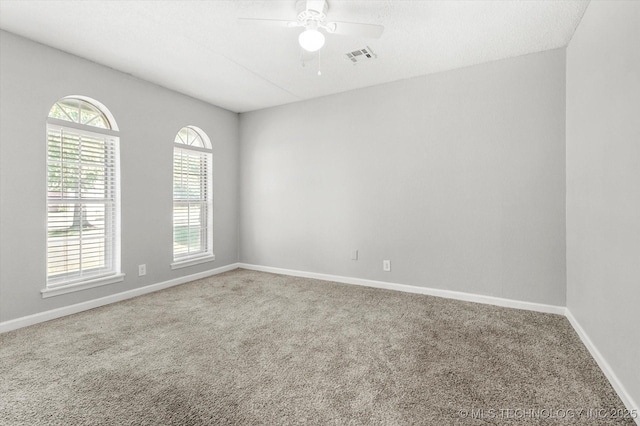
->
xmin=172 ymin=126 xmax=214 ymax=267
xmin=45 ymin=96 xmax=122 ymax=295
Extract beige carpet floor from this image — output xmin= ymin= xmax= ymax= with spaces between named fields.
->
xmin=0 ymin=269 xmax=634 ymax=425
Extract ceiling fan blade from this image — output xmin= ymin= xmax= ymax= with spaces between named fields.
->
xmin=325 ymin=21 xmax=384 ymax=38
xmin=238 ymin=18 xmax=300 ymax=29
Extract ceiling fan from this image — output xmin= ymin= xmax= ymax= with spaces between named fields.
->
xmin=239 ymin=0 xmax=384 ymax=52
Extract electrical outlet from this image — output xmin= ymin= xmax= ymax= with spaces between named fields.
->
xmin=138 ymin=264 xmax=146 ymax=276
xmin=383 ymin=260 xmax=391 ymax=272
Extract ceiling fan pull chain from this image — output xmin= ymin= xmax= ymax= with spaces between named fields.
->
xmin=317 ymin=49 xmax=322 ymax=76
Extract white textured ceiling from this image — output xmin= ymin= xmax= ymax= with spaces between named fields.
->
xmin=0 ymin=0 xmax=589 ymax=113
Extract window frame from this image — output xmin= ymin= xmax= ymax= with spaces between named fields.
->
xmin=42 ymin=98 xmax=123 ymax=298
xmin=171 ymin=126 xmax=214 ymax=269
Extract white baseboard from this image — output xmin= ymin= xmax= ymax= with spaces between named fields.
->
xmin=238 ymin=263 xmax=566 ymax=315
xmin=565 ymin=309 xmax=640 ymax=425
xmin=0 ymin=263 xmax=240 ymax=334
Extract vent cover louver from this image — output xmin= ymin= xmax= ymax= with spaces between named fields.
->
xmin=345 ymin=46 xmax=377 ymax=63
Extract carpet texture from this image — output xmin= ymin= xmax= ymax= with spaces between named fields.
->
xmin=0 ymin=269 xmax=634 ymax=425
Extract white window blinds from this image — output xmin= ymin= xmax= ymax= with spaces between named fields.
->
xmin=46 ymin=124 xmax=119 ymax=286
xmin=173 ymin=127 xmax=212 ymax=262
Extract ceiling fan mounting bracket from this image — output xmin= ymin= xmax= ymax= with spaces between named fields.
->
xmin=295 ymin=0 xmax=328 ymax=25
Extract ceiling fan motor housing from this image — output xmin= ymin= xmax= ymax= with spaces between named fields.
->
xmin=295 ymin=0 xmax=328 ymax=24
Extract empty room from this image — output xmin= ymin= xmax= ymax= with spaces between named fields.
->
xmin=0 ymin=0 xmax=638 ymax=424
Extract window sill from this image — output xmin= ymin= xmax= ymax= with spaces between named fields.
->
xmin=171 ymin=254 xmax=215 ymax=270
xmin=41 ymin=273 xmax=125 ymax=298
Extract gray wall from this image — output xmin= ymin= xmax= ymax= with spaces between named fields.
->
xmin=240 ymin=49 xmax=567 ymax=306
xmin=0 ymin=31 xmax=239 ymax=322
xmin=566 ymin=1 xmax=640 ymax=407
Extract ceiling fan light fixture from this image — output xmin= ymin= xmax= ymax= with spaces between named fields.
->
xmin=298 ymin=28 xmax=325 ymax=52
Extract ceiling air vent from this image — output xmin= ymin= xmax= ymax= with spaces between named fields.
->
xmin=345 ymin=46 xmax=377 ymax=63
